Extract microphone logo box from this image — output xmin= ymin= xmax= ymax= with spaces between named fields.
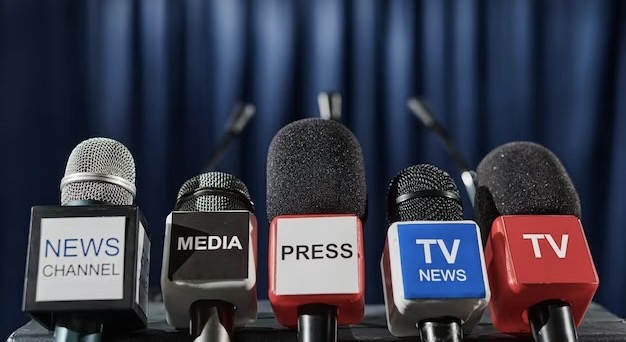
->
xmin=23 ymin=205 xmax=150 ymax=332
xmin=396 ymin=221 xmax=487 ymax=299
xmin=497 ymin=215 xmax=598 ymax=284
xmin=168 ymin=211 xmax=249 ymax=281
xmin=273 ymin=216 xmax=360 ymax=295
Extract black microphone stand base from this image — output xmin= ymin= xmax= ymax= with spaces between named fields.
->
xmin=529 ymin=300 xmax=579 ymax=342
xmin=418 ymin=317 xmax=463 ymax=342
xmin=297 ymin=304 xmax=337 ymax=342
xmin=190 ymin=300 xmax=235 ymax=342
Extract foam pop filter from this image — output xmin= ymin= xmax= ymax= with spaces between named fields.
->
xmin=266 ymin=118 xmax=367 ymax=222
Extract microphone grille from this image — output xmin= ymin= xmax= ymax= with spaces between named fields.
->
xmin=61 ymin=137 xmax=136 ymax=205
xmin=176 ymin=172 xmax=253 ymax=212
xmin=387 ymin=164 xmax=463 ymax=225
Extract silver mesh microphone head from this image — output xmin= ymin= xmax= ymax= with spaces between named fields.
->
xmin=60 ymin=137 xmax=136 ymax=205
xmin=175 ymin=172 xmax=253 ymax=212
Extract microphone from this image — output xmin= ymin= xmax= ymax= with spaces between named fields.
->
xmin=266 ymin=118 xmax=367 ymax=342
xmin=161 ymin=172 xmax=257 ymax=342
xmin=381 ymin=164 xmax=490 ymax=341
xmin=23 ymin=138 xmax=150 ymax=342
xmin=475 ymin=141 xmax=599 ymax=341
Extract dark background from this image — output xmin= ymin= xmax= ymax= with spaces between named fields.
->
xmin=1 ymin=0 xmax=625 ymax=339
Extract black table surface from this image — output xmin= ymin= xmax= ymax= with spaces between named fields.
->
xmin=8 ymin=301 xmax=626 ymax=341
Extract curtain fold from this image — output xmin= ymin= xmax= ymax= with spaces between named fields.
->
xmin=1 ymin=0 xmax=624 ymax=337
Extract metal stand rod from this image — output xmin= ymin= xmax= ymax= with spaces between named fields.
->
xmin=204 ymin=103 xmax=255 ymax=172
xmin=529 ymin=300 xmax=578 ymax=342
xmin=418 ymin=317 xmax=463 ymax=342
xmin=190 ymin=300 xmax=234 ymax=342
xmin=297 ymin=304 xmax=337 ymax=342
xmin=53 ymin=313 xmax=102 ymax=342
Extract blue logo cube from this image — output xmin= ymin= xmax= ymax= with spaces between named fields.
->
xmin=397 ymin=222 xmax=486 ymax=299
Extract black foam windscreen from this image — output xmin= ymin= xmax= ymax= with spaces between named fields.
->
xmin=474 ymin=141 xmax=581 ymax=241
xmin=266 ymin=118 xmax=367 ymax=222
xmin=386 ymin=164 xmax=463 ymax=225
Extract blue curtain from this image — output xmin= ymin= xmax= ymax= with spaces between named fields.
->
xmin=1 ymin=0 xmax=625 ymax=338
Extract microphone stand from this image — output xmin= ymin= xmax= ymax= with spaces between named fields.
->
xmin=297 ymin=304 xmax=337 ymax=342
xmin=407 ymin=98 xmax=477 ymax=206
xmin=190 ymin=300 xmax=235 ymax=342
xmin=529 ymin=300 xmax=579 ymax=342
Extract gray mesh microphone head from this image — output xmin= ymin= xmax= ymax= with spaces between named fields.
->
xmin=60 ymin=137 xmax=136 ymax=205
xmin=175 ymin=172 xmax=254 ymax=212
xmin=386 ymin=164 xmax=463 ymax=225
